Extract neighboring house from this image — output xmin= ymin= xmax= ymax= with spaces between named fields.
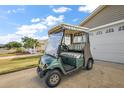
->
xmin=25 ymin=40 xmax=48 ymax=54
xmin=80 ymin=5 xmax=124 ymax=63
xmin=0 ymin=44 xmax=4 ymax=48
xmin=17 ymin=40 xmax=48 ymax=54
xmin=38 ymin=39 xmax=48 ymax=52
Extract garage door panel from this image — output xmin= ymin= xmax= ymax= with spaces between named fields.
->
xmin=94 ymin=52 xmax=124 ymax=63
xmin=92 ymin=43 xmax=124 ymax=52
xmin=90 ymin=22 xmax=124 ymax=63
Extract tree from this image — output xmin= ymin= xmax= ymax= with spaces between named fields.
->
xmin=0 ymin=44 xmax=4 ymax=48
xmin=5 ymin=41 xmax=22 ymax=49
xmin=21 ymin=37 xmax=40 ymax=49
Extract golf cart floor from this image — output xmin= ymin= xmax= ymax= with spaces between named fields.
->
xmin=63 ymin=64 xmax=76 ymax=72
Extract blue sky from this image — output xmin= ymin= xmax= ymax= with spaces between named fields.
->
xmin=0 ymin=5 xmax=98 ymax=44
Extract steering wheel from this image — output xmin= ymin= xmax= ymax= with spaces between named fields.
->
xmin=61 ymin=43 xmax=69 ymax=51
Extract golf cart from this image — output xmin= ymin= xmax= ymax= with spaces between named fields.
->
xmin=37 ymin=23 xmax=94 ymax=87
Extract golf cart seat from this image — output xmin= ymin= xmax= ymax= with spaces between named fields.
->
xmin=68 ymin=43 xmax=85 ymax=52
xmin=60 ymin=52 xmax=82 ymax=58
xmin=60 ymin=43 xmax=84 ymax=58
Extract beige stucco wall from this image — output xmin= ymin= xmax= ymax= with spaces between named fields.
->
xmin=81 ymin=5 xmax=124 ymax=28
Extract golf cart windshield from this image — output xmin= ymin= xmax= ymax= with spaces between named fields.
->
xmin=45 ymin=32 xmax=63 ymax=57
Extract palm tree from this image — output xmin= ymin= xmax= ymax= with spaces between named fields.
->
xmin=22 ymin=37 xmax=40 ymax=54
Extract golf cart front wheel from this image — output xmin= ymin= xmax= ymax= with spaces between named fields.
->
xmin=86 ymin=59 xmax=93 ymax=70
xmin=45 ymin=69 xmax=61 ymax=88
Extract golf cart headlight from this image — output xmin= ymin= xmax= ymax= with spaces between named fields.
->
xmin=43 ymin=64 xmax=48 ymax=69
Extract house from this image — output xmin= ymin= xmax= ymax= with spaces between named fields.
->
xmin=0 ymin=44 xmax=4 ymax=48
xmin=38 ymin=39 xmax=48 ymax=52
xmin=80 ymin=5 xmax=124 ymax=63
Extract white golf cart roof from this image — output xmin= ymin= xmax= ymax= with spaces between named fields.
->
xmin=48 ymin=23 xmax=89 ymax=35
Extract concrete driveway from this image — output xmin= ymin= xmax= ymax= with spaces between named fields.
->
xmin=0 ymin=60 xmax=124 ymax=88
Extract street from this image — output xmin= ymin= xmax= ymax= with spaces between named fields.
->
xmin=0 ymin=60 xmax=124 ymax=88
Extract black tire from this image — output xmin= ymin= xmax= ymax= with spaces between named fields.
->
xmin=45 ymin=69 xmax=61 ymax=88
xmin=86 ymin=59 xmax=93 ymax=70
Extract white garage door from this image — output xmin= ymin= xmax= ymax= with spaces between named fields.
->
xmin=90 ymin=21 xmax=124 ymax=63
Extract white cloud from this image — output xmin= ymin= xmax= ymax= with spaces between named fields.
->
xmin=17 ymin=15 xmax=64 ymax=36
xmin=34 ymin=35 xmax=48 ymax=40
xmin=42 ymin=15 xmax=64 ymax=26
xmin=16 ymin=23 xmax=47 ymax=36
xmin=72 ymin=18 xmax=79 ymax=22
xmin=17 ymin=8 xmax=25 ymax=11
xmin=31 ymin=18 xmax=40 ymax=23
xmin=40 ymin=35 xmax=48 ymax=40
xmin=7 ymin=10 xmax=11 ymax=14
xmin=52 ymin=7 xmax=72 ymax=13
xmin=0 ymin=34 xmax=48 ymax=44
xmin=0 ymin=34 xmax=21 ymax=44
xmin=7 ymin=22 xmax=20 ymax=27
xmin=7 ymin=8 xmax=25 ymax=14
xmin=49 ymin=5 xmax=54 ymax=8
xmin=0 ymin=15 xmax=64 ymax=44
xmin=78 ymin=5 xmax=99 ymax=13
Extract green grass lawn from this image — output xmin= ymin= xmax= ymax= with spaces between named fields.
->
xmin=0 ymin=53 xmax=16 ymax=57
xmin=0 ymin=55 xmax=41 ymax=75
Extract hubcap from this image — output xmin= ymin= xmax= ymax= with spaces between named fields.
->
xmin=49 ymin=74 xmax=59 ymax=85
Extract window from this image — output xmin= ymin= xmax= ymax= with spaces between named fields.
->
xmin=106 ymin=28 xmax=114 ymax=33
xmin=118 ymin=26 xmax=124 ymax=31
xmin=73 ymin=36 xmax=83 ymax=43
xmin=63 ymin=35 xmax=71 ymax=45
xmin=96 ymin=31 xmax=102 ymax=35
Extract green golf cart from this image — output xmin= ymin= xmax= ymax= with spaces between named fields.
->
xmin=37 ymin=23 xmax=94 ymax=87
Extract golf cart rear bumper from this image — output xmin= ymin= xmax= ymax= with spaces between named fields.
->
xmin=37 ymin=66 xmax=46 ymax=78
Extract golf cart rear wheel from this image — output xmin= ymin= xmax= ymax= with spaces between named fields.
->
xmin=45 ymin=69 xmax=61 ymax=88
xmin=86 ymin=59 xmax=93 ymax=70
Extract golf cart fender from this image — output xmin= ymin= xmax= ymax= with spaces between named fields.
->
xmin=84 ymin=57 xmax=94 ymax=67
xmin=46 ymin=68 xmax=64 ymax=76
xmin=83 ymin=41 xmax=94 ymax=66
xmin=46 ymin=61 xmax=65 ymax=75
xmin=49 ymin=67 xmax=64 ymax=74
